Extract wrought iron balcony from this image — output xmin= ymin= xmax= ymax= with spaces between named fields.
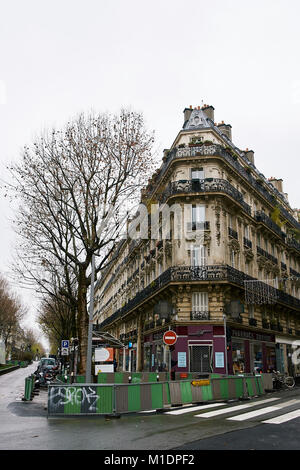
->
xmin=287 ymin=237 xmax=300 ymax=252
xmin=228 ymin=227 xmax=238 ymax=240
xmin=249 ymin=318 xmax=257 ymax=327
xmin=255 ymin=211 xmax=286 ymax=240
xmin=152 ymin=144 xmax=300 ymax=231
xmin=98 ymin=264 xmax=300 ymax=329
xmin=243 ymin=237 xmax=252 ymax=249
xmin=190 ymin=311 xmax=210 ymax=320
xmin=290 ymin=268 xmax=300 ymax=278
xmin=281 ymin=262 xmax=287 ymax=271
xmin=186 ymin=221 xmax=210 ymax=231
xmin=257 ymin=246 xmax=278 ymax=265
xmin=160 ymin=178 xmax=251 ymax=215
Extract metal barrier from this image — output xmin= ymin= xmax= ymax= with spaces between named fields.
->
xmin=22 ymin=375 xmax=35 ymax=401
xmin=47 ymin=374 xmax=265 ymax=417
xmin=97 ymin=372 xmax=170 ymax=384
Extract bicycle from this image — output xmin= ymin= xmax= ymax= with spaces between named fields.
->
xmin=272 ymin=371 xmax=295 ymax=390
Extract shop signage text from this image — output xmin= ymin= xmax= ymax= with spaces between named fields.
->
xmin=231 ymin=329 xmax=274 ymax=343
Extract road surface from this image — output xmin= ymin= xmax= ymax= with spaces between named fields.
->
xmin=1 ymin=363 xmax=300 ymax=451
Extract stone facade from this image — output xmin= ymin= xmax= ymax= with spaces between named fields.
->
xmin=93 ymin=104 xmax=300 ymax=377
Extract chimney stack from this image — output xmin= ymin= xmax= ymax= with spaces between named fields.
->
xmin=202 ymin=105 xmax=215 ymax=122
xmin=244 ymin=149 xmax=255 ymax=165
xmin=217 ymin=121 xmax=232 ymax=140
xmin=268 ymin=178 xmax=283 ymax=193
xmin=183 ymin=106 xmax=193 ymax=125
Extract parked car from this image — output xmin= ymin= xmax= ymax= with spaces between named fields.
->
xmin=38 ymin=357 xmax=56 ymax=370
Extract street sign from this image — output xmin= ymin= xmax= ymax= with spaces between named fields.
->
xmin=163 ymin=330 xmax=177 ymax=346
xmin=61 ymin=347 xmax=69 ymax=356
xmin=62 ymin=340 xmax=69 ymax=348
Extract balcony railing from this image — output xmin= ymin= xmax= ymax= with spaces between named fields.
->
xmin=98 ymin=264 xmax=300 ymax=329
xmin=151 ymin=144 xmax=300 ymax=231
xmin=228 ymin=227 xmax=238 ymax=240
xmin=281 ymin=262 xmax=287 ymax=271
xmin=287 ymin=237 xmax=300 ymax=252
xmin=160 ymin=178 xmax=251 ymax=215
xmin=257 ymin=246 xmax=278 ymax=265
xmin=190 ymin=311 xmax=210 ymax=320
xmin=255 ymin=211 xmax=286 ymax=240
xmin=186 ymin=221 xmax=210 ymax=231
xmin=243 ymin=237 xmax=252 ymax=249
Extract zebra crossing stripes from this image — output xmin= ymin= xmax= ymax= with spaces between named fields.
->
xmin=164 ymin=402 xmax=226 ymax=415
xmin=262 ymin=409 xmax=300 ymax=425
xmin=194 ymin=397 xmax=280 ymax=418
xmin=227 ymin=399 xmax=300 ymax=421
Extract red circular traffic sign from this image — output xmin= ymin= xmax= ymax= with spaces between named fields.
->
xmin=163 ymin=330 xmax=177 ymax=346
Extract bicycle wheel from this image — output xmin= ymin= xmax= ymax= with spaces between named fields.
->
xmin=285 ymin=376 xmax=295 ymax=389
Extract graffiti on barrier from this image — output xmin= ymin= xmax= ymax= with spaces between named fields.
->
xmin=49 ymin=386 xmax=99 ymax=413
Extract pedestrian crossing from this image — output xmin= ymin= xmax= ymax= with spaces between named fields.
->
xmin=163 ymin=396 xmax=300 ymax=425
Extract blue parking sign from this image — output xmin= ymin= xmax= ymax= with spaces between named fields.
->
xmin=62 ymin=340 xmax=69 ymax=348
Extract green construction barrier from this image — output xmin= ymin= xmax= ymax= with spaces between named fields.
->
xmin=48 ymin=383 xmax=114 ymax=416
xmin=114 ymin=381 xmax=170 ymax=414
xmin=96 ymin=372 xmax=169 ymax=384
xmin=47 ymin=375 xmax=265 ymax=417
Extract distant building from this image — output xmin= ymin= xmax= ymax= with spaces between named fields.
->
xmin=93 ymin=104 xmax=300 ymax=377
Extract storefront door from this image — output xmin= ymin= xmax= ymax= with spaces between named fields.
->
xmin=189 ymin=345 xmax=211 ymax=372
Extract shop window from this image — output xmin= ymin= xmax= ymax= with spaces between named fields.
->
xmin=252 ymin=343 xmax=263 ymax=373
xmin=143 ymin=345 xmax=151 ymax=372
xmin=232 ymin=341 xmax=245 ymax=374
xmin=266 ymin=345 xmax=276 ymax=372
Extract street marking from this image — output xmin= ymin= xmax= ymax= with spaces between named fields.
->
xmin=195 ymin=398 xmax=280 ymax=418
xmin=262 ymin=409 xmax=300 ymax=425
xmin=165 ymin=403 xmax=226 ymax=415
xmin=227 ymin=399 xmax=300 ymax=421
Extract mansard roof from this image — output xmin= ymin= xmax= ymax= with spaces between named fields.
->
xmin=183 ymin=108 xmax=213 ymax=130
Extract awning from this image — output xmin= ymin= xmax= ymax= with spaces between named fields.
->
xmin=92 ymin=330 xmax=125 ymax=348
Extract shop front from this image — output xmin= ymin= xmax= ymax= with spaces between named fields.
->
xmin=143 ymin=330 xmax=170 ymax=372
xmin=119 ymin=343 xmax=137 ymax=372
xmin=228 ymin=328 xmax=276 ymax=374
xmin=275 ymin=336 xmax=300 ymax=377
xmin=143 ymin=325 xmax=228 ymax=374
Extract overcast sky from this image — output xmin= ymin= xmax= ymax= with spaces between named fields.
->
xmin=0 ymin=0 xmax=299 ymax=346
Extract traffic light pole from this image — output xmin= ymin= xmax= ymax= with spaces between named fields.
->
xmin=223 ymin=314 xmax=228 ymax=375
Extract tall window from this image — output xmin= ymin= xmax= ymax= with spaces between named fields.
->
xmin=191 ymin=204 xmax=205 ymax=230
xmin=191 ymin=168 xmax=204 ymax=180
xmin=192 ymin=292 xmax=208 ymax=312
xmin=191 ymin=245 xmax=206 ymax=266
xmin=257 ymin=233 xmax=261 ymax=247
xmin=231 ymin=250 xmax=235 ymax=268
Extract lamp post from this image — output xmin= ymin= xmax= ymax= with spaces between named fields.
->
xmin=223 ymin=313 xmax=228 ymax=375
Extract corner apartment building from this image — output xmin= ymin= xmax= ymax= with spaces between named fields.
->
xmin=93 ymin=104 xmax=300 ymax=377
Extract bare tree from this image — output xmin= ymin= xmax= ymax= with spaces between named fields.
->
xmin=37 ymin=293 xmax=77 ymax=352
xmin=7 ymin=109 xmax=155 ymax=373
xmin=0 ymin=276 xmax=26 ymax=356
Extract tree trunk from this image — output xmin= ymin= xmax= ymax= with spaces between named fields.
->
xmin=77 ymin=269 xmax=89 ymax=375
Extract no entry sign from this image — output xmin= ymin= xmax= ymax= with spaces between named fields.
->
xmin=163 ymin=330 xmax=177 ymax=346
